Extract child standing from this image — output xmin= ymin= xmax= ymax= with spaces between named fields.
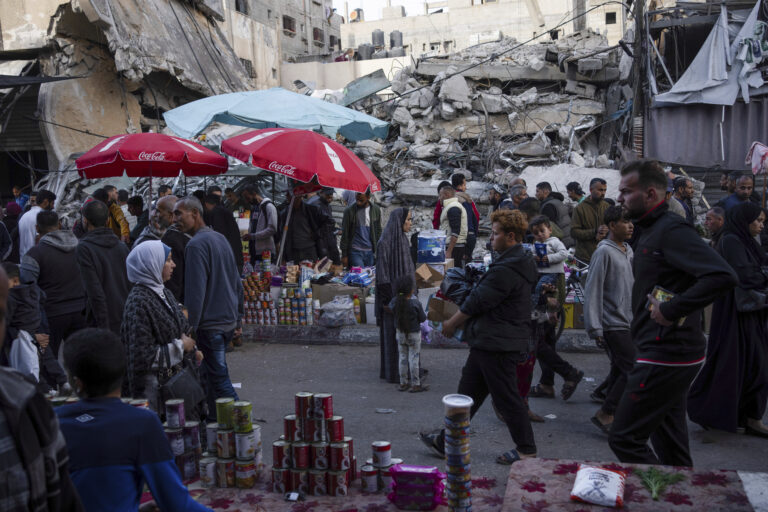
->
xmin=529 ymin=216 xmax=568 ymax=301
xmin=389 ymin=275 xmax=429 ymax=393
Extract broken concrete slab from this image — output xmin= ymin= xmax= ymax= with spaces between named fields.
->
xmin=392 ymin=106 xmax=413 ymax=125
xmin=565 ymin=80 xmax=597 ymax=99
xmin=438 ymin=74 xmax=472 ymax=103
xmin=471 ymin=92 xmax=507 ymax=113
xmin=415 ymin=59 xmax=620 ymax=84
xmin=518 ymin=164 xmax=621 ymax=201
xmin=396 ymin=178 xmax=492 ymax=204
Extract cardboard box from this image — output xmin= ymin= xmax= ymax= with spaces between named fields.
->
xmin=311 ymin=283 xmax=370 ymax=323
xmin=415 ymin=263 xmax=443 ymax=289
xmin=427 ymin=258 xmax=454 ymax=276
xmin=427 ymin=296 xmax=460 ymax=322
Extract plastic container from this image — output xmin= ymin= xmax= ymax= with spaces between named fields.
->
xmin=417 ymin=230 xmax=446 ymax=263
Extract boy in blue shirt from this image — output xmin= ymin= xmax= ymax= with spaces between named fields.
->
xmin=56 ymin=328 xmax=210 ymax=512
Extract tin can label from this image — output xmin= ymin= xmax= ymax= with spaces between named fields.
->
xmin=272 ymin=440 xmax=291 ymax=469
xmin=232 ymin=401 xmax=252 ymax=433
xmin=235 ymin=431 xmax=257 ymax=460
xmin=272 ymin=468 xmax=287 ymax=493
xmin=371 ymin=441 xmax=391 ymax=468
xmin=309 ymin=469 xmax=327 ymax=496
xmin=327 ymin=416 xmax=344 ymax=442
xmin=311 ymin=442 xmax=329 ymax=470
xmin=289 ymin=469 xmax=309 ymax=494
xmin=216 ymin=458 xmax=235 ymax=488
xmin=235 ymin=460 xmax=257 ymax=489
xmin=360 ymin=465 xmax=378 ymax=493
xmin=291 ymin=442 xmax=310 ymax=469
xmin=329 ymin=442 xmax=350 ymax=471
xmin=328 ymin=471 xmax=348 ymax=497
xmin=215 ymin=398 xmax=235 ymax=429
xmin=199 ymin=457 xmax=216 ymax=488
xmin=165 ymin=428 xmax=184 ymax=456
xmin=284 ymin=414 xmax=301 ymax=442
xmin=295 ymin=392 xmax=314 ymax=419
xmin=165 ymin=399 xmax=185 ymax=428
xmin=205 ymin=423 xmax=218 ymax=454
xmin=216 ymin=429 xmax=235 ymax=459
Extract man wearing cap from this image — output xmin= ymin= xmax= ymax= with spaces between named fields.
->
xmin=489 ymin=185 xmax=515 ymax=214
xmin=308 ymin=188 xmax=341 ymax=264
xmin=665 ymin=180 xmax=687 ymax=219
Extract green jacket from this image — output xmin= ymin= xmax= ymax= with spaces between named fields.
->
xmin=340 ymin=202 xmax=382 ymax=257
xmin=570 ymin=196 xmax=609 ymax=263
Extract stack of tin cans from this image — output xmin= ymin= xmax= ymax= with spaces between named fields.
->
xmin=272 ymin=391 xmax=355 ymax=496
xmin=277 ymin=287 xmax=314 ymax=326
xmin=243 ymin=291 xmax=278 ymax=325
xmin=199 ymin=398 xmax=263 ymax=489
xmin=359 ymin=441 xmax=405 ymax=493
xmin=163 ymin=399 xmax=202 ymax=483
xmin=442 ymin=394 xmax=474 ymax=512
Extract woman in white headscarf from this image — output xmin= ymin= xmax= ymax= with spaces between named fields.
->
xmin=121 ymin=240 xmax=200 ymax=411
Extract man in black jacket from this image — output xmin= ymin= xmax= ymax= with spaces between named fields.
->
xmin=281 ymin=195 xmax=333 ymax=263
xmin=203 ymin=194 xmax=244 ymax=272
xmin=421 ymin=209 xmax=537 ymax=465
xmin=307 ymin=188 xmax=341 ymax=265
xmin=0 ymin=266 xmax=84 ymax=511
xmin=610 ymin=160 xmax=736 ymax=466
xmin=536 ymin=181 xmax=574 ymax=247
xmin=76 ymin=200 xmax=131 ymax=335
xmin=21 ymin=211 xmax=87 ymax=359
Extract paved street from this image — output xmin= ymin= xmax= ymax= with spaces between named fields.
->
xmin=227 ymin=342 xmax=768 ymax=487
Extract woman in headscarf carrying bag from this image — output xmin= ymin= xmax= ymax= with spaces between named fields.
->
xmin=688 ymin=202 xmax=768 ymax=437
xmin=122 ymin=241 xmax=202 ymax=415
xmin=376 ymin=208 xmax=416 ymax=383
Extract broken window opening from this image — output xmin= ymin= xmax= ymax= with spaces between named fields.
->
xmin=267 ymin=9 xmax=271 ymax=19
xmin=329 ymin=35 xmax=339 ymax=49
xmin=443 ymin=41 xmax=453 ymax=52
xmin=240 ymin=58 xmax=255 ymax=78
xmin=313 ymin=28 xmax=325 ymax=46
xmin=283 ymin=15 xmax=296 ymax=34
xmin=429 ymin=42 xmax=440 ymax=51
xmin=605 ymin=11 xmax=617 ymax=24
xmin=235 ymin=0 xmax=248 ymax=15
xmin=272 ymin=68 xmax=277 ymax=79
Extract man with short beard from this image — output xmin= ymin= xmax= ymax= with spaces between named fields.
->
xmin=610 ymin=159 xmax=736 ymax=466
xmin=133 ymin=195 xmax=189 ymax=302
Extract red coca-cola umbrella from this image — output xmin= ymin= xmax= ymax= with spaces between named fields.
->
xmin=75 ymin=132 xmax=228 ymax=179
xmin=221 ymin=128 xmax=381 ymax=194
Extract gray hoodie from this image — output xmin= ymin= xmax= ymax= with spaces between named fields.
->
xmin=583 ymin=238 xmax=634 ymax=338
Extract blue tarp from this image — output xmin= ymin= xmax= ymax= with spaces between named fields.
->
xmin=163 ymin=87 xmax=389 ymax=142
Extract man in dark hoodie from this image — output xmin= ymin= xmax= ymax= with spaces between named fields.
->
xmin=420 ymin=209 xmax=537 ymax=465
xmin=0 ymin=265 xmax=84 ymax=511
xmin=241 ymin=185 xmax=278 ymax=263
xmin=76 ymin=199 xmax=131 ymax=335
xmin=203 ymin=194 xmax=244 ymax=272
xmin=610 ymin=159 xmax=737 ymax=466
xmin=22 ymin=210 xmax=87 ymax=360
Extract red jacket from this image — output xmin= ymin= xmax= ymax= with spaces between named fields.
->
xmin=432 ymin=196 xmax=480 ymax=231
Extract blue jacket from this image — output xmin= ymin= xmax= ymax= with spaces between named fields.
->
xmin=184 ymin=227 xmax=244 ymax=332
xmin=56 ymin=398 xmax=210 ymax=512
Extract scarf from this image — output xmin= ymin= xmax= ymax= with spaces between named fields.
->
xmin=723 ymin=201 xmax=765 ymax=264
xmin=126 ymin=240 xmax=171 ymax=297
xmin=376 ymin=208 xmax=415 ymax=287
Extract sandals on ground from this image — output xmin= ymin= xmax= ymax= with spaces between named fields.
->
xmin=496 ymin=449 xmax=536 ymax=465
xmin=561 ymin=370 xmax=584 ymax=401
xmin=590 ymin=416 xmax=612 ymax=435
xmin=528 ymin=384 xmax=555 ymax=398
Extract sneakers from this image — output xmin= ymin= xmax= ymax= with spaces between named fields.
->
xmin=419 ymin=431 xmax=445 ymax=457
xmin=409 ymin=384 xmax=430 ymax=393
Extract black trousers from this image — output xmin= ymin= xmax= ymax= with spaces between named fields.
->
xmin=450 ymin=349 xmax=536 ymax=454
xmin=601 ymin=330 xmax=636 ymax=415
xmin=466 ymin=233 xmax=477 ymax=263
xmin=449 ymin=245 xmax=466 ymax=268
xmin=609 ymin=362 xmax=702 ymax=466
xmin=536 ymin=323 xmax=577 ymax=386
xmin=48 ymin=310 xmax=88 ymax=361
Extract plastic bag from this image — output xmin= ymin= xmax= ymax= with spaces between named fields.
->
xmin=439 ymin=268 xmax=474 ymax=306
xmin=317 ymin=296 xmax=356 ymax=327
xmin=570 ymin=464 xmax=627 ymax=508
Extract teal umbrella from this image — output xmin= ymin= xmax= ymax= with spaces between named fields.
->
xmin=163 ymin=87 xmax=389 ymax=142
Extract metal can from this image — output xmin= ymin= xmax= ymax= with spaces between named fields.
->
xmin=311 ymin=419 xmax=327 ymax=442
xmin=216 ymin=429 xmax=235 ymax=459
xmin=309 ymin=469 xmax=328 ymax=496
xmin=130 ymin=399 xmax=149 ymax=409
xmin=183 ymin=421 xmax=200 ymax=451
xmin=295 ymin=391 xmax=314 ymax=419
xmin=232 ymin=401 xmax=252 ymax=433
xmin=311 ymin=442 xmax=329 ymax=470
xmin=205 ymin=423 xmax=218 ymax=454
xmin=216 ymin=458 xmax=235 ymax=488
xmin=371 ymin=441 xmax=392 ymax=468
xmin=199 ymin=457 xmax=216 ymax=488
xmin=303 ymin=417 xmax=315 ymax=442
xmin=182 ymin=452 xmax=198 ymax=481
xmin=378 ymin=465 xmax=393 ymax=491
xmin=272 ymin=468 xmax=288 ymax=493
xmin=215 ymin=397 xmax=235 ymax=429
xmin=235 ymin=431 xmax=258 ymax=460
xmin=390 ymin=457 xmax=403 ymax=466
xmin=164 ymin=399 xmax=185 ymax=428
xmin=312 ymin=393 xmax=333 ymax=420
xmin=289 ymin=469 xmax=309 ymax=494
xmin=361 ymin=464 xmax=377 ymax=493
xmin=327 ymin=416 xmax=344 ymax=442
xmin=329 ymin=442 xmax=350 ymax=471
xmin=328 ymin=470 xmax=349 ymax=497
xmin=272 ymin=440 xmax=291 ymax=469
xmin=284 ymin=414 xmax=301 ymax=442
xmin=291 ymin=441 xmax=310 ymax=470
xmin=165 ymin=428 xmax=185 ymax=456
xmin=235 ymin=460 xmax=257 ymax=489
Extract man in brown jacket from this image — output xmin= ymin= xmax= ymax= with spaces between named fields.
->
xmin=103 ymin=185 xmax=130 ymax=243
xmin=570 ymin=178 xmax=609 ymax=263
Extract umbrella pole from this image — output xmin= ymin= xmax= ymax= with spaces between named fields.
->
xmin=276 ymin=193 xmax=295 ymax=266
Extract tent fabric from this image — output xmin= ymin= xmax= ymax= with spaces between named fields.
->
xmin=644 ymin=97 xmax=768 ymax=170
xmin=653 ymin=0 xmax=764 ymax=106
xmin=162 ymin=87 xmax=389 ymax=142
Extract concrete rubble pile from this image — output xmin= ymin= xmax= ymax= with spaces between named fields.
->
xmin=343 ymin=29 xmax=635 ymax=211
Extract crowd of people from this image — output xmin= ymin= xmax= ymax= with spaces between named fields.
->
xmin=0 ymin=159 xmax=766 ymax=509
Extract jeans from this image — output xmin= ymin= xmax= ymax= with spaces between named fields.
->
xmin=349 ymin=249 xmax=375 ymax=267
xmin=397 ymin=330 xmax=421 ymax=386
xmin=196 ymin=329 xmax=239 ymax=419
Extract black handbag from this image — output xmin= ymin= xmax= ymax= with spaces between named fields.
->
xmin=734 ymin=287 xmax=768 ymax=313
xmin=158 ymin=343 xmax=206 ymax=416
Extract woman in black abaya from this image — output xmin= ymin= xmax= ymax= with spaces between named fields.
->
xmin=376 ymin=208 xmax=415 ymax=383
xmin=688 ymin=202 xmax=768 ymax=437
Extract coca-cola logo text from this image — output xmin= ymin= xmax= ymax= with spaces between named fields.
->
xmin=138 ymin=151 xmax=167 ymax=161
xmin=268 ymin=161 xmax=296 ymax=176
